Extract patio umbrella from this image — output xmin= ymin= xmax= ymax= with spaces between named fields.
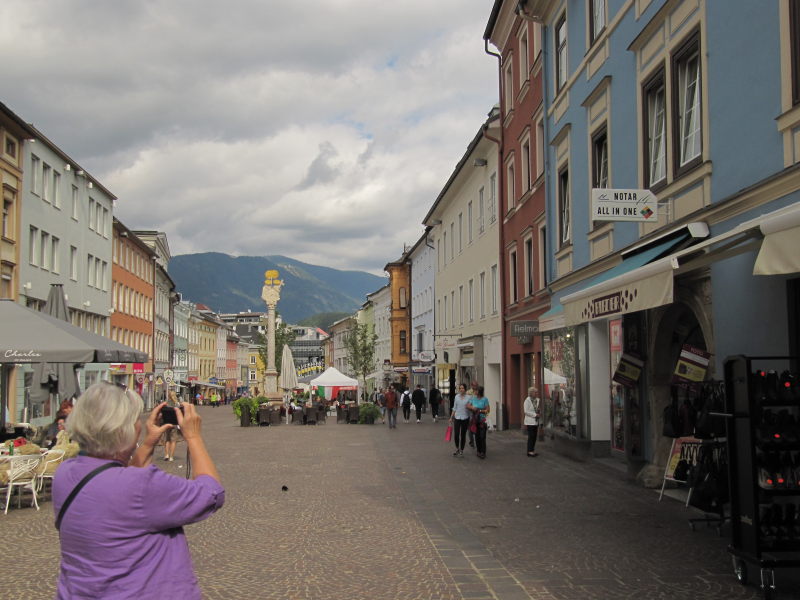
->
xmin=30 ymin=285 xmax=82 ymax=418
xmin=0 ymin=299 xmax=148 ymax=364
xmin=544 ymin=367 xmax=567 ymax=385
xmin=279 ymin=344 xmax=298 ymax=424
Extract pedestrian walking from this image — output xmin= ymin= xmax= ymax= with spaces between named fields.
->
xmin=468 ymin=386 xmax=491 ymax=459
xmin=385 ymin=386 xmax=398 ymax=429
xmin=400 ymin=387 xmax=412 ymax=423
xmin=523 ymin=387 xmax=541 ymax=457
xmin=54 ymin=383 xmax=224 ymax=598
xmin=449 ymin=384 xmax=471 ymax=456
xmin=429 ymin=386 xmax=441 ymax=422
xmin=411 ymin=385 xmax=426 ymax=423
xmin=466 ymin=381 xmax=479 ymax=448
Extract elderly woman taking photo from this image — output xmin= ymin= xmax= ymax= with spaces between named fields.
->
xmin=53 ymin=382 xmax=224 ymax=599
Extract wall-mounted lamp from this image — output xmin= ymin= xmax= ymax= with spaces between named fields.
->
xmin=22 ymin=282 xmax=32 ymax=291
xmin=429 ymin=219 xmax=442 ymax=226
xmin=120 ymin=231 xmax=128 ymax=238
xmin=83 ymin=300 xmax=91 ymax=308
xmin=76 ymin=170 xmax=85 ymax=177
xmin=87 ymin=182 xmax=93 ymax=189
xmin=473 ymin=158 xmax=488 ymax=167
xmin=64 ymin=164 xmax=71 ymax=171
xmin=108 ymin=307 xmax=115 ymax=314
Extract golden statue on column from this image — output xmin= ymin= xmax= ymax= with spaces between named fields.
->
xmin=261 ymin=269 xmax=283 ymax=400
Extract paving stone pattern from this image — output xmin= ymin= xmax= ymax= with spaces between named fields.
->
xmin=1 ymin=407 xmax=798 ymax=599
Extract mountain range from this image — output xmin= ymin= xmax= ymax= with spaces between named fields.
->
xmin=168 ymin=253 xmax=387 ymax=324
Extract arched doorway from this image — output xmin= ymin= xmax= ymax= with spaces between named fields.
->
xmin=638 ymin=287 xmax=713 ymax=486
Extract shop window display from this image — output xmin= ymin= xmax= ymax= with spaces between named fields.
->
xmin=543 ymin=328 xmax=577 ymax=437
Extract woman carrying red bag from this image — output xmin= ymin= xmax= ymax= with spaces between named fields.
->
xmin=448 ymin=384 xmax=470 ymax=457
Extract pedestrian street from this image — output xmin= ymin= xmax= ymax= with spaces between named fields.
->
xmin=3 ymin=406 xmax=795 ymax=599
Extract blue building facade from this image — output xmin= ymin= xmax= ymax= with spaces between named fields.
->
xmin=520 ymin=0 xmax=800 ymax=483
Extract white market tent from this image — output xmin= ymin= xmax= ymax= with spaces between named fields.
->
xmin=310 ymin=367 xmax=358 ymax=401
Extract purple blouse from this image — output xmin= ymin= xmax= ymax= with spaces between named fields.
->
xmin=53 ymin=455 xmax=225 ymax=599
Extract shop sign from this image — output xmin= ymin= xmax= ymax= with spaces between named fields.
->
xmin=511 ymin=320 xmax=539 ymax=336
xmin=664 ymin=436 xmax=702 ymax=483
xmin=416 ymin=351 xmax=435 ymax=362
xmin=109 ymin=363 xmax=127 ymax=373
xmin=436 ymin=363 xmax=457 ymax=371
xmin=188 ymin=376 xmax=198 ymax=381
xmin=133 ymin=363 xmax=145 ymax=374
xmin=613 ymin=353 xmax=644 ymax=388
xmin=591 ymin=188 xmax=658 ymax=222
xmin=392 ymin=366 xmax=408 ymax=373
xmin=412 ymin=367 xmax=431 ymax=374
xmin=672 ymin=345 xmax=711 ymax=385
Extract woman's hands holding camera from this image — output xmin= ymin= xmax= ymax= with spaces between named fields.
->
xmin=175 ymin=402 xmax=202 ymax=441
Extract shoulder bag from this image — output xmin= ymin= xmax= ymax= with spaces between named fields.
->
xmin=55 ymin=462 xmax=122 ymax=530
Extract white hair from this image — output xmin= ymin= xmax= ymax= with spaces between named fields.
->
xmin=66 ymin=383 xmax=143 ymax=458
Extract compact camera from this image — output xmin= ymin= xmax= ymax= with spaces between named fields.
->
xmin=161 ymin=405 xmax=184 ymax=426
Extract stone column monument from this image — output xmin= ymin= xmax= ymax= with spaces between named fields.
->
xmin=261 ymin=269 xmax=284 ymax=401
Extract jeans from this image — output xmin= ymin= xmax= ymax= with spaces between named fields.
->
xmin=387 ymin=407 xmax=398 ymax=428
xmin=453 ymin=418 xmax=470 ymax=451
xmin=414 ymin=404 xmax=422 ymax=420
xmin=402 ymin=405 xmax=411 ymax=421
xmin=526 ymin=425 xmax=539 ymax=454
xmin=475 ymin=424 xmax=487 ymax=456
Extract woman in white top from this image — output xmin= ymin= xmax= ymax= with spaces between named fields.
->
xmin=449 ymin=384 xmax=471 ymax=457
xmin=523 ymin=387 xmax=541 ymax=457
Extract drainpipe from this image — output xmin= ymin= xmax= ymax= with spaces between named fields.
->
xmin=484 ymin=38 xmax=506 ymax=429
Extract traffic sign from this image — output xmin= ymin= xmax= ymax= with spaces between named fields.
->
xmin=164 ymin=369 xmax=174 ymax=383
xmin=136 ymin=374 xmax=145 ymax=384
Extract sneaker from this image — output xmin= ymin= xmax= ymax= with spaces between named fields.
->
xmin=168 ymin=457 xmax=174 ymax=462
xmin=417 ymin=419 xmax=420 ymax=423
xmin=433 ymin=417 xmax=437 ymax=423
xmin=163 ymin=456 xmax=170 ymax=461
xmin=453 ymin=450 xmax=460 ymax=456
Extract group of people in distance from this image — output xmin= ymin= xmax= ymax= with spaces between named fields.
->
xmin=370 ymin=380 xmax=544 ymax=461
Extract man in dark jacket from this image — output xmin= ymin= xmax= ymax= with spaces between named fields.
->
xmin=428 ymin=386 xmax=441 ymax=423
xmin=411 ymin=385 xmax=426 ymax=423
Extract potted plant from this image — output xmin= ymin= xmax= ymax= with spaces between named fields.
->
xmin=358 ymin=402 xmax=380 ymax=424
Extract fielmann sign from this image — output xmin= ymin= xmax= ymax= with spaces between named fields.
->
xmin=591 ymin=188 xmax=658 ymax=222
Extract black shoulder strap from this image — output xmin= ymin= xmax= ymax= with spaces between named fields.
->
xmin=55 ymin=462 xmax=122 ymax=530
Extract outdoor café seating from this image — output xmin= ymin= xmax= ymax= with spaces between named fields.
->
xmin=1 ymin=454 xmax=42 ymax=514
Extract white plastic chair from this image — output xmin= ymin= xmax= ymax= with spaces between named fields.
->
xmin=36 ymin=449 xmax=66 ymax=495
xmin=1 ymin=455 xmax=42 ymax=514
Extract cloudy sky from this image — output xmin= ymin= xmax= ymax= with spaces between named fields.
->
xmin=1 ymin=0 xmax=498 ymax=274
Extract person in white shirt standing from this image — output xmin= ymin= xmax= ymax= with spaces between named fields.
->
xmin=523 ymin=387 xmax=541 ymax=457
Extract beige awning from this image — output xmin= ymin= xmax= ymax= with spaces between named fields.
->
xmin=751 ymin=202 xmax=800 ymax=275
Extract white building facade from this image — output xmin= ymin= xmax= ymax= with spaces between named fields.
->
xmin=408 ymin=230 xmax=436 ymax=391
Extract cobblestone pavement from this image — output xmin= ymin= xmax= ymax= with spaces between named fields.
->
xmin=2 ymin=407 xmax=799 ymax=599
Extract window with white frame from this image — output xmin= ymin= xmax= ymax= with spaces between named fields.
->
xmin=51 ymin=236 xmax=60 ymax=274
xmin=2 ymin=191 xmax=13 ymax=240
xmin=31 ymin=155 xmax=41 ymax=196
xmin=509 ymin=248 xmax=518 ymax=304
xmin=539 ymin=225 xmax=547 ymax=289
xmin=674 ymin=33 xmax=702 ymax=171
xmin=450 ymin=292 xmax=455 ymax=329
xmin=71 ymin=185 xmax=79 ymax=220
xmin=468 ymin=278 xmax=474 ymax=322
xmin=590 ymin=0 xmax=606 ymax=44
xmin=518 ymin=24 xmax=529 ymax=84
xmin=1 ymin=262 xmax=12 ymax=299
xmin=88 ymin=198 xmax=95 ymax=230
xmin=491 ymin=264 xmax=498 ymax=314
xmin=87 ymin=254 xmax=94 ymax=287
xmin=70 ymin=246 xmax=78 ymax=280
xmin=555 ymin=13 xmax=568 ymax=92
xmin=449 ymin=222 xmax=454 ymax=260
xmin=467 ymin=201 xmax=473 ymax=243
xmin=459 ymin=285 xmax=464 ymax=325
xmin=29 ymin=226 xmax=38 ymax=265
xmin=42 ymin=163 xmax=52 ymax=202
xmin=458 ymin=212 xmax=463 ymax=253
xmin=489 ymin=172 xmax=497 ymax=223
xmin=40 ymin=231 xmax=50 ymax=270
xmin=443 ymin=296 xmax=448 ymax=330
xmin=644 ymin=69 xmax=666 ymax=186
xmin=558 ymin=168 xmax=571 ymax=247
xmin=522 ymin=136 xmax=532 ymax=192
xmin=53 ymin=171 xmax=61 ymax=208
xmin=524 ymin=236 xmax=534 ymax=296
xmin=442 ymin=232 xmax=447 ymax=265
xmin=592 ymin=127 xmax=609 ymax=190
xmin=478 ymin=188 xmax=485 ymax=234
xmin=479 ymin=271 xmax=486 ymax=318
xmin=536 ymin=119 xmax=545 ymax=178
xmin=504 ymin=59 xmax=514 ymax=114
xmin=506 ymin=160 xmax=516 ymax=212
xmin=3 ymin=133 xmax=18 ymax=164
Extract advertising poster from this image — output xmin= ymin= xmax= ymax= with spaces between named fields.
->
xmin=612 ymin=352 xmax=644 ymax=388
xmin=672 ymin=344 xmax=711 ymax=385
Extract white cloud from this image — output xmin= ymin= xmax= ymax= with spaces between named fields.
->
xmin=0 ymin=0 xmax=498 ymax=273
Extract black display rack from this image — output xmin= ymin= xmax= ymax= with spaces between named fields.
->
xmin=724 ymin=355 xmax=800 ymax=599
